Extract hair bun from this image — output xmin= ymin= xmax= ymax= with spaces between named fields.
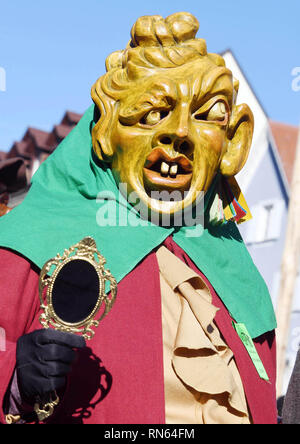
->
xmin=165 ymin=12 xmax=199 ymax=43
xmin=130 ymin=12 xmax=199 ymax=48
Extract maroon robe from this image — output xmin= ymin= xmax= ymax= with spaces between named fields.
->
xmin=0 ymin=238 xmax=277 ymax=424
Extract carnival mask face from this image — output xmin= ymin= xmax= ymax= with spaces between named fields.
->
xmin=109 ymin=59 xmax=238 ymax=215
xmin=91 ymin=13 xmax=254 ymax=217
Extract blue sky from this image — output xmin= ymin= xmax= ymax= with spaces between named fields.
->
xmin=0 ymin=0 xmax=299 ymax=151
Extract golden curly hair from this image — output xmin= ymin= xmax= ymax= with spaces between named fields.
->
xmin=91 ymin=12 xmax=236 ymax=161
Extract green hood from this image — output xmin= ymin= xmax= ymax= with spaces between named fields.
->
xmin=0 ymin=105 xmax=276 ymax=338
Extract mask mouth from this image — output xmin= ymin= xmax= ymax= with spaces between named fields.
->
xmin=143 ymin=147 xmax=193 ymax=194
xmin=144 ymin=147 xmax=193 ymax=175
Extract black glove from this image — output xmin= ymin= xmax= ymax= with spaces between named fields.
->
xmin=16 ymin=329 xmax=86 ymax=404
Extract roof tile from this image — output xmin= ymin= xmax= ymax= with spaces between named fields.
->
xmin=269 ymin=120 xmax=299 ymax=186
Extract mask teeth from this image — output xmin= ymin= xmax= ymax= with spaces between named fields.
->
xmin=160 ymin=161 xmax=170 ymax=176
xmin=169 ymin=164 xmax=178 ymax=177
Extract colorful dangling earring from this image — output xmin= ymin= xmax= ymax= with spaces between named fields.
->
xmin=209 ymin=176 xmax=252 ymax=226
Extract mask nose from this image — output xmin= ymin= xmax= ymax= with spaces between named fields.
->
xmin=154 ymin=103 xmax=194 ymax=158
xmin=157 ymin=135 xmax=193 ymax=158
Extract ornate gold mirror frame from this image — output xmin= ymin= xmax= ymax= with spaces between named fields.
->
xmin=29 ymin=237 xmax=118 ymax=421
xmin=38 ymin=236 xmax=117 ymax=340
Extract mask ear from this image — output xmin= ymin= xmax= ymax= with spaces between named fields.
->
xmin=91 ymin=80 xmax=117 ymax=163
xmin=220 ymin=103 xmax=254 ymax=176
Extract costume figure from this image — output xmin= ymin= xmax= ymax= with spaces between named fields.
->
xmin=0 ymin=13 xmax=277 ymax=424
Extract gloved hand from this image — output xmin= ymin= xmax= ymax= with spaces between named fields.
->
xmin=16 ymin=329 xmax=86 ymax=404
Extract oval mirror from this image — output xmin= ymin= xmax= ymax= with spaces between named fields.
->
xmin=38 ymin=237 xmax=117 ymax=340
xmin=51 ymin=258 xmax=101 ymax=324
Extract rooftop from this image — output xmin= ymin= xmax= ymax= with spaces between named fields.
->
xmin=269 ymin=120 xmax=299 ymax=186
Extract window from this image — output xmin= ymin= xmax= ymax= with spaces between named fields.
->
xmin=244 ymin=199 xmax=285 ymax=245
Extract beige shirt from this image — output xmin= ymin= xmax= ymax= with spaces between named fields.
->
xmin=157 ymin=246 xmax=251 ymax=424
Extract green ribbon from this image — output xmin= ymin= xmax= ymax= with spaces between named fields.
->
xmin=233 ymin=322 xmax=270 ymax=381
xmin=0 ymin=105 xmax=277 ymax=338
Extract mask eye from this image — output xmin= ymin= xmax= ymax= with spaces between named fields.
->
xmin=194 ymin=101 xmax=228 ymax=123
xmin=140 ymin=110 xmax=169 ymax=126
xmin=207 ymin=101 xmax=227 ymax=121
